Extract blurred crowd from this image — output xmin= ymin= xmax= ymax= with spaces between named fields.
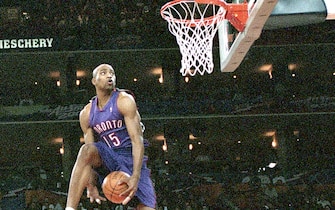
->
xmin=0 ymin=0 xmax=174 ymax=50
xmin=1 ymin=168 xmax=334 ymax=209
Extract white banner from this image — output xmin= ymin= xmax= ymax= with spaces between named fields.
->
xmin=0 ymin=38 xmax=53 ymax=49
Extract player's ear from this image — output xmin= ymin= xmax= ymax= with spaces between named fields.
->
xmin=91 ymin=77 xmax=96 ymax=85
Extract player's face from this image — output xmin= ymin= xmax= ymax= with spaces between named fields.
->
xmin=93 ymin=66 xmax=116 ymax=90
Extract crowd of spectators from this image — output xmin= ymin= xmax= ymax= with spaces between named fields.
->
xmin=1 ymin=167 xmax=334 ymax=209
xmin=0 ymin=0 xmax=174 ymax=50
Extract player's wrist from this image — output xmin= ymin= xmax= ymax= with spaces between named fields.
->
xmin=87 ymin=182 xmax=96 ymax=187
xmin=132 ymin=176 xmax=140 ymax=183
xmin=131 ymin=172 xmax=141 ymax=180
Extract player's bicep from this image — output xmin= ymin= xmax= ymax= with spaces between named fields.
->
xmin=124 ymin=112 xmax=142 ymax=137
xmin=118 ymin=95 xmax=143 ymax=138
xmin=79 ymin=104 xmax=95 ymax=144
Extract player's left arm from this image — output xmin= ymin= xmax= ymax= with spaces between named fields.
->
xmin=117 ymin=92 xmax=144 ymax=204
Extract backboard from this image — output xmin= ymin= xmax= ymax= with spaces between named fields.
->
xmin=219 ymin=0 xmax=278 ymax=72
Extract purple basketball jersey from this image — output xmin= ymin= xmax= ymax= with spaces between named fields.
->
xmin=89 ymin=90 xmax=132 ymax=148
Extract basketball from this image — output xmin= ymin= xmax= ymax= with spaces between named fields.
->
xmin=102 ymin=171 xmax=130 ymax=204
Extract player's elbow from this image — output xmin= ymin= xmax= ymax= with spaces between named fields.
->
xmin=77 ymin=143 xmax=99 ymax=164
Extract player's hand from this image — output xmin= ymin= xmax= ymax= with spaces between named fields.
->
xmin=86 ymin=184 xmax=107 ymax=204
xmin=120 ymin=175 xmax=139 ymax=205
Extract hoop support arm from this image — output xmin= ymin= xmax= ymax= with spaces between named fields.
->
xmin=221 ymin=0 xmax=278 ymax=72
xmin=195 ymin=0 xmax=249 ymax=31
xmin=225 ymin=3 xmax=249 ymax=32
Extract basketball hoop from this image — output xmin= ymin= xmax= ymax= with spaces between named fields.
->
xmin=161 ymin=0 xmax=248 ymax=76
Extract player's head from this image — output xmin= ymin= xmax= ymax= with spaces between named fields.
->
xmin=92 ymin=64 xmax=116 ymax=91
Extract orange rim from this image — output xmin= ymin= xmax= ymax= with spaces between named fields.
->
xmin=160 ymin=0 xmax=227 ymax=27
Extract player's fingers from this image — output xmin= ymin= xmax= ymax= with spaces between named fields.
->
xmin=118 ymin=177 xmax=129 ymax=185
xmin=119 ymin=187 xmax=132 ymax=197
xmin=98 ymin=195 xmax=107 ymax=202
xmin=122 ymin=195 xmax=132 ymax=205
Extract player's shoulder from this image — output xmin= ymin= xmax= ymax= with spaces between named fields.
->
xmin=80 ymin=99 xmax=93 ymax=119
xmin=83 ymin=102 xmax=92 ymax=111
xmin=117 ymin=88 xmax=136 ymax=101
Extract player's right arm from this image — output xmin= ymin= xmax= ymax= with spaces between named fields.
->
xmin=79 ymin=103 xmax=95 ymax=144
xmin=79 ymin=103 xmax=106 ymax=203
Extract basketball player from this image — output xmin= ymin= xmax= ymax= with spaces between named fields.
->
xmin=65 ymin=64 xmax=156 ymax=210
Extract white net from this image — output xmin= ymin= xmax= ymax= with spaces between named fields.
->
xmin=161 ymin=1 xmax=228 ymax=76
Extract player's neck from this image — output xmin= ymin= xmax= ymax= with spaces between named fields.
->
xmin=96 ymin=90 xmax=113 ymax=109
